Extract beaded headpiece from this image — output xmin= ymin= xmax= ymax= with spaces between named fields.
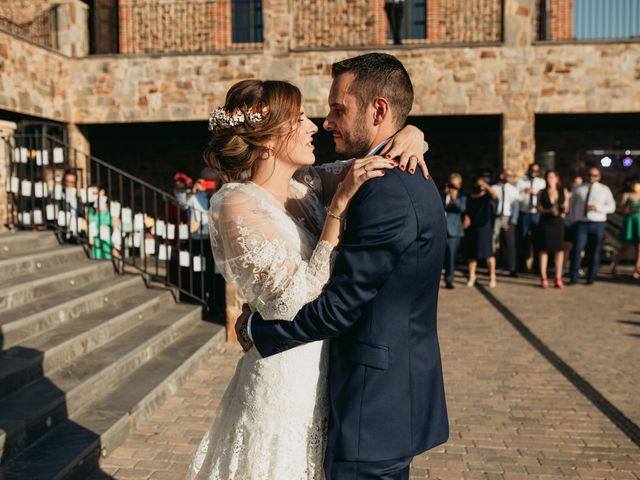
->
xmin=208 ymin=106 xmax=264 ymax=132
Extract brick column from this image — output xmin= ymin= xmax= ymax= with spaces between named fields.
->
xmin=501 ymin=0 xmax=536 ymax=174
xmin=55 ymin=0 xmax=89 ymax=57
xmin=0 ymin=120 xmax=17 ymax=232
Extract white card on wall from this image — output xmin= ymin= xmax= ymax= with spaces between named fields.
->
xmin=100 ymin=225 xmax=111 ymax=241
xmin=53 ymin=184 xmax=63 ymax=200
xmin=134 ymin=213 xmax=144 ymax=231
xmin=46 ymin=204 xmax=55 ymax=220
xmin=158 ymin=244 xmax=172 ymax=260
xmin=111 ymin=230 xmax=122 ymax=247
xmin=9 ymin=177 xmax=19 ymax=193
xmin=179 ymin=224 xmax=189 ymax=240
xmin=57 ymin=211 xmax=69 ymax=226
xmin=167 ymin=223 xmax=176 ymax=240
xmin=144 ymin=237 xmax=156 ymax=254
xmin=133 ymin=232 xmax=142 ymax=248
xmin=110 ymin=201 xmax=121 ymax=218
xmin=33 ymin=209 xmax=43 ymax=224
xmin=20 ymin=180 xmax=32 ymax=196
xmin=154 ymin=220 xmax=166 ymax=238
xmin=193 ymin=255 xmax=206 ymax=272
xmin=179 ymin=250 xmax=190 ymax=267
xmin=34 ymin=182 xmax=48 ymax=198
xmin=53 ymin=147 xmax=64 ymax=164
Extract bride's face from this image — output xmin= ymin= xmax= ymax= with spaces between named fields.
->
xmin=277 ymin=109 xmax=318 ymax=168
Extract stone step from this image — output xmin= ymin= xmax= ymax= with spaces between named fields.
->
xmin=0 ymin=287 xmax=173 ymax=398
xmin=0 ymin=260 xmax=115 ymax=313
xmin=0 ymin=273 xmax=142 ymax=348
xmin=0 ymin=320 xmax=224 ymax=480
xmin=0 ymin=304 xmax=202 ymax=462
xmin=0 ymin=231 xmax=60 ymax=261
xmin=0 ymin=244 xmax=87 ymax=282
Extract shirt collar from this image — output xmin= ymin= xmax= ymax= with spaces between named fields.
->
xmin=366 ymin=138 xmax=392 ymax=157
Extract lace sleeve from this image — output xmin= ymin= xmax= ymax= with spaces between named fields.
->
xmin=295 ymin=160 xmax=354 ymax=207
xmin=209 ymin=187 xmax=336 ymax=321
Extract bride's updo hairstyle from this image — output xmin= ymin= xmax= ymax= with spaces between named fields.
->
xmin=204 ymin=79 xmax=302 ymax=182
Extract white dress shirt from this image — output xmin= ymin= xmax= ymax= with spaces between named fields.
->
xmin=569 ymin=182 xmax=615 ymax=223
xmin=491 ymin=182 xmax=519 ymax=217
xmin=516 ymin=176 xmax=546 ymax=213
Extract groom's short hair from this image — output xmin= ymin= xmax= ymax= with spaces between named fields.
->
xmin=331 ymin=53 xmax=414 ymax=129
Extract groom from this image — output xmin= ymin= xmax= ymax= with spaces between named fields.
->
xmin=237 ymin=53 xmax=448 ymax=479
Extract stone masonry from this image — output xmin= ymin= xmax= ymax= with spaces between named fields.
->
xmin=0 ymin=0 xmax=639 ymax=175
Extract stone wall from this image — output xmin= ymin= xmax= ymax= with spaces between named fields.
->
xmin=0 ymin=0 xmax=639 ymax=175
xmin=0 ymin=30 xmax=71 ymax=122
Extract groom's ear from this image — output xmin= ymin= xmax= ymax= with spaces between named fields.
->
xmin=372 ymin=96 xmax=391 ymax=126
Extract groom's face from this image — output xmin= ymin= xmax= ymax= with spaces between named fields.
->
xmin=324 ymin=73 xmax=373 ymax=158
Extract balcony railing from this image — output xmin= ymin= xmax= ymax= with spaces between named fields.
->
xmin=0 ymin=8 xmax=57 ymax=50
xmin=291 ymin=0 xmax=503 ymax=49
xmin=538 ymin=0 xmax=640 ymax=42
xmin=118 ymin=0 xmax=262 ymax=54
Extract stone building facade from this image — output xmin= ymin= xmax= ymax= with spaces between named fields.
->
xmin=0 ymin=0 xmax=639 ymax=186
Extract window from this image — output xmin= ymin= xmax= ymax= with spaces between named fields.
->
xmin=402 ymin=0 xmax=427 ymax=39
xmin=232 ymin=0 xmax=263 ymax=44
xmin=573 ymin=0 xmax=640 ymax=40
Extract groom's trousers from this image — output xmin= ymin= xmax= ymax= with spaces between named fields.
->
xmin=325 ymin=453 xmax=412 ymax=480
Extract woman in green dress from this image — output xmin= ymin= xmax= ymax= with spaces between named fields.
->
xmin=613 ymin=178 xmax=640 ymax=279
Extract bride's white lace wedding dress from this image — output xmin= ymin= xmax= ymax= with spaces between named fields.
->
xmin=188 ymin=161 xmax=351 ymax=480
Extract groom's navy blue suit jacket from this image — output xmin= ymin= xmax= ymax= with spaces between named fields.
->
xmin=251 ymin=167 xmax=449 ymax=462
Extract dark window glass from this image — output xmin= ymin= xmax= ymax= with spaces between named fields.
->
xmin=232 ymin=0 xmax=263 ymax=43
xmin=403 ymin=0 xmax=427 ymax=39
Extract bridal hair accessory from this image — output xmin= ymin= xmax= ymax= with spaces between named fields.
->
xmin=208 ymin=106 xmax=265 ymax=132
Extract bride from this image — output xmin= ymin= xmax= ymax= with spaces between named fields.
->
xmin=188 ymin=79 xmax=426 ymax=479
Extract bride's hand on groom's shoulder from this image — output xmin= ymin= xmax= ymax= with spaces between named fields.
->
xmin=379 ymin=125 xmax=430 ymax=179
xmin=235 ymin=303 xmax=254 ymax=353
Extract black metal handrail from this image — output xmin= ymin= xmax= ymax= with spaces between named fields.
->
xmin=3 ymin=133 xmax=214 ymax=311
xmin=0 ymin=8 xmax=58 ymax=50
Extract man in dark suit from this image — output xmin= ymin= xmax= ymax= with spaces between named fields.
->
xmin=236 ymin=53 xmax=448 ymax=480
xmin=441 ymin=172 xmax=467 ymax=289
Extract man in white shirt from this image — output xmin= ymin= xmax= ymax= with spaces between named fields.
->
xmin=492 ymin=168 xmax=520 ymax=277
xmin=568 ymin=167 xmax=615 ymax=284
xmin=516 ymin=163 xmax=546 ymax=271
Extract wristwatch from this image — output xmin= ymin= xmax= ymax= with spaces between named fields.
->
xmin=238 ymin=323 xmax=251 ymax=344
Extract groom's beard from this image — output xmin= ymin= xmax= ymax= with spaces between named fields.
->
xmin=335 ymin=121 xmax=372 ymax=158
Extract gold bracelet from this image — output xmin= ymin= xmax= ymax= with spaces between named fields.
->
xmin=326 ymin=206 xmax=346 ymax=222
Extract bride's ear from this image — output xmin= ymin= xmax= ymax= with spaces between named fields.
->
xmin=372 ymin=97 xmax=391 ymax=126
xmin=259 ymin=140 xmax=277 ymax=160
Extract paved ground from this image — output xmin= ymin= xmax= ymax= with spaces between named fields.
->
xmin=94 ymin=269 xmax=640 ymax=479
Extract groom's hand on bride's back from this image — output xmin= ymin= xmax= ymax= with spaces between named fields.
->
xmin=235 ymin=303 xmax=254 ymax=352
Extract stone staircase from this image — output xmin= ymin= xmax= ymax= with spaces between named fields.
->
xmin=0 ymin=231 xmax=224 ymax=480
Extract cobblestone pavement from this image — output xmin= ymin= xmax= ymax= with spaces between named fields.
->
xmin=95 ymin=271 xmax=640 ymax=479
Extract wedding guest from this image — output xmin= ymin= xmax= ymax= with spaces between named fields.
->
xmin=516 ymin=163 xmax=545 ymax=272
xmin=384 ymin=0 xmax=405 ymax=45
xmin=465 ymin=174 xmax=498 ymax=288
xmin=537 ymin=170 xmax=569 ymax=288
xmin=568 ymin=167 xmax=616 ymax=285
xmin=441 ymin=173 xmax=466 ymax=289
xmin=492 ymin=168 xmax=519 ymax=277
xmin=172 ymin=171 xmax=193 ymax=206
xmin=612 ymin=177 xmax=640 ymax=279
